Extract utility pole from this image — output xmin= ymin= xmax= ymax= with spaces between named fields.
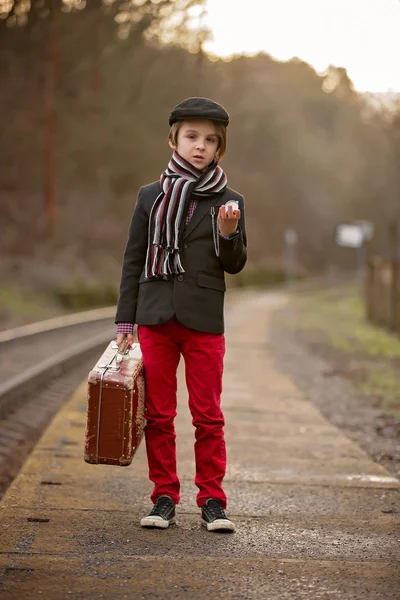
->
xmin=389 ymin=221 xmax=400 ymax=331
xmin=284 ymin=229 xmax=298 ymax=282
xmin=43 ymin=0 xmax=58 ymax=238
xmin=90 ymin=0 xmax=102 ymax=111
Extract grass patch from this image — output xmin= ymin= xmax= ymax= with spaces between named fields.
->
xmin=55 ymin=277 xmax=119 ymax=310
xmin=0 ymin=278 xmax=118 ymax=330
xmin=288 ymin=285 xmax=400 ymax=420
xmin=0 ymin=287 xmax=54 ymax=325
xmin=294 ymin=288 xmax=400 ymax=359
xmin=359 ymin=369 xmax=400 ymax=420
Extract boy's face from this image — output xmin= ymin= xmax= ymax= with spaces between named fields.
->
xmin=169 ymin=119 xmax=219 ymax=170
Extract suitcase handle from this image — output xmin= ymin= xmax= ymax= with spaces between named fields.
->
xmin=116 ymin=337 xmax=130 ymax=362
xmin=98 ymin=331 xmax=139 ymax=370
xmin=115 ymin=328 xmax=138 ymax=363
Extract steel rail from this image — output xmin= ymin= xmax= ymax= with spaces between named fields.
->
xmin=0 ymin=329 xmax=112 ymax=419
xmin=0 ymin=306 xmax=115 ymax=345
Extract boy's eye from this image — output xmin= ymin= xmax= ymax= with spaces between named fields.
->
xmin=207 ymin=138 xmax=216 ymax=143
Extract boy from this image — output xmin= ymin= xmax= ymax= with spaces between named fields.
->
xmin=115 ymin=97 xmax=247 ymax=532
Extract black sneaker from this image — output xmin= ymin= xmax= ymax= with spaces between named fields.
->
xmin=201 ymin=499 xmax=236 ymax=532
xmin=140 ymin=496 xmax=176 ymax=528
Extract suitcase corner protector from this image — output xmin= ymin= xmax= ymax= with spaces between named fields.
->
xmin=84 ymin=453 xmax=97 ymax=464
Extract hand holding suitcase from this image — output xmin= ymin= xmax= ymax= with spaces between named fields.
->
xmin=84 ymin=338 xmax=145 ymax=466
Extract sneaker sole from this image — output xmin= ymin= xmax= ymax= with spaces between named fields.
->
xmin=140 ymin=515 xmax=176 ymax=529
xmin=201 ymin=518 xmax=236 ymax=532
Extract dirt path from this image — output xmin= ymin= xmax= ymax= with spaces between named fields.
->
xmin=0 ymin=289 xmax=399 ymax=599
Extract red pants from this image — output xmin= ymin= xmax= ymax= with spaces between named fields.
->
xmin=138 ymin=318 xmax=227 ymax=508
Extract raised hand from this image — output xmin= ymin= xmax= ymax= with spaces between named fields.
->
xmin=218 ymin=203 xmax=240 ymax=237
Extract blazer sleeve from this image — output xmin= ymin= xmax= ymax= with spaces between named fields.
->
xmin=115 ymin=188 xmax=149 ymax=323
xmin=218 ymin=194 xmax=247 ymax=275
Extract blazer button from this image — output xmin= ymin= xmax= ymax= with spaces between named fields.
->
xmin=177 ymin=275 xmax=184 ymax=282
xmin=183 ymin=243 xmax=188 ymax=249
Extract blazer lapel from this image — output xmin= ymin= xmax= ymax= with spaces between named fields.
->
xmin=183 ymin=196 xmax=218 ymax=240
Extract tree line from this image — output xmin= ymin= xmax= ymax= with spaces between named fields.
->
xmin=1 ymin=0 xmax=399 ymax=284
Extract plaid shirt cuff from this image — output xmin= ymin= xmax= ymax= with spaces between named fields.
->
xmin=116 ymin=322 xmax=134 ymax=335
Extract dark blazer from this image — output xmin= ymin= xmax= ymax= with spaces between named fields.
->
xmin=115 ymin=181 xmax=247 ymax=334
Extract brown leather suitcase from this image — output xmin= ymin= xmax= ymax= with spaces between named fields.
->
xmin=84 ymin=339 xmax=145 ymax=466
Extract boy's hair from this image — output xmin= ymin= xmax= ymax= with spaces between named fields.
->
xmin=168 ymin=121 xmax=227 ymax=160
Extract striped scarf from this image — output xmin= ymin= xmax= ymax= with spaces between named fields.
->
xmin=144 ymin=151 xmax=227 ymax=279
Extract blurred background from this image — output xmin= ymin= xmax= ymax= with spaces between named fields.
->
xmin=1 ymin=0 xmax=400 ymax=326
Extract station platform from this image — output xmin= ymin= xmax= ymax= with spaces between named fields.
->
xmin=0 ymin=290 xmax=399 ymax=599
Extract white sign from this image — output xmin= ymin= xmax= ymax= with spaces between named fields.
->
xmin=336 ymin=224 xmax=364 ymax=248
xmin=354 ymin=220 xmax=374 ymax=241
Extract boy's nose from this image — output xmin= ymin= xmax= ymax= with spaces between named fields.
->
xmin=195 ymin=140 xmax=205 ymax=150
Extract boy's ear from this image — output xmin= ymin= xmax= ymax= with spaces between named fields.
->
xmin=168 ymin=139 xmax=176 ymax=150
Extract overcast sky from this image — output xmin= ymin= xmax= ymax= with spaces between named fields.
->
xmin=201 ymin=0 xmax=400 ymax=93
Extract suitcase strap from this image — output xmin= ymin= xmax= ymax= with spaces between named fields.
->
xmin=95 ymin=337 xmax=139 ymax=462
xmin=96 ymin=345 xmax=124 ymax=462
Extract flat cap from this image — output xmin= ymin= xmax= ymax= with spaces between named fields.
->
xmin=169 ymin=97 xmax=229 ymax=126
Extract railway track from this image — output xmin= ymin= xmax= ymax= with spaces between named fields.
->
xmin=0 ymin=307 xmax=116 ymax=498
